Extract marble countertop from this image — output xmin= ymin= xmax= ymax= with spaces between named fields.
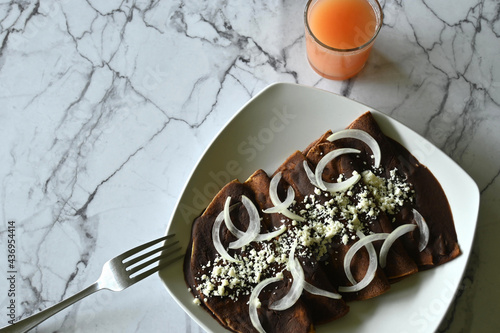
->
xmin=1 ymin=0 xmax=498 ymax=332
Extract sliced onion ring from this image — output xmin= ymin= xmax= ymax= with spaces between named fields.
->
xmin=338 ymin=230 xmax=382 ymax=293
xmin=254 ymin=225 xmax=287 ymax=242
xmin=314 ymin=148 xmax=361 ymax=192
xmin=413 ymin=208 xmax=430 ymax=252
xmin=379 ymin=224 xmax=417 ymax=268
xmin=212 ymin=211 xmax=241 ymax=263
xmin=327 ymin=129 xmax=381 ymax=168
xmin=249 ymin=276 xmax=282 ymax=333
xmin=228 ymin=195 xmax=261 ymax=249
xmin=269 ymin=257 xmax=304 ymax=311
xmin=281 ymin=208 xmax=305 ymax=222
xmin=303 ymin=160 xmax=319 ymax=187
xmin=291 ymin=241 xmax=342 ymax=300
xmin=342 ymin=231 xmax=389 ymax=285
xmin=303 ymin=281 xmax=342 ymax=299
xmin=269 ymin=242 xmax=303 ymax=311
xmin=224 ymin=196 xmax=287 ymax=243
xmin=262 ymin=186 xmax=295 ymax=214
xmin=265 ymin=172 xmax=304 ymax=222
xmin=223 ymin=196 xmax=244 ymax=238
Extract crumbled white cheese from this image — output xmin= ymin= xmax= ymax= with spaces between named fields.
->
xmin=192 ymin=166 xmax=414 ymax=301
xmin=342 ymin=234 xmax=349 ymax=245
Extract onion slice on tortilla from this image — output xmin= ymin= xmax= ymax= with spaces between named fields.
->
xmin=262 ymin=186 xmax=295 ymax=214
xmin=212 ymin=211 xmax=241 ymax=263
xmin=269 ymin=242 xmax=304 ymax=311
xmin=338 ymin=230 xmax=383 ymax=293
xmin=254 ymin=225 xmax=288 ymax=242
xmin=303 ymin=160 xmax=319 ymax=188
xmin=228 ymin=195 xmax=261 ymax=249
xmin=269 ymin=257 xmax=304 ymax=311
xmin=379 ymin=224 xmax=417 ymax=268
xmin=303 ymin=282 xmax=342 ymax=299
xmin=327 ymin=129 xmax=381 ymax=168
xmin=413 ymin=208 xmax=430 ymax=252
xmin=342 ymin=231 xmax=389 ymax=285
xmin=264 ymin=172 xmax=304 ymax=222
xmin=249 ymin=276 xmax=282 ymax=333
xmin=223 ymin=197 xmax=244 ymax=238
xmin=314 ymin=148 xmax=362 ymax=192
xmin=224 ymin=196 xmax=287 ymax=243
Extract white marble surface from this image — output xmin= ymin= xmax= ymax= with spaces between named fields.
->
xmin=0 ymin=0 xmax=498 ymax=332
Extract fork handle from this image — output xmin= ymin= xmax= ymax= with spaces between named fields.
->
xmin=0 ymin=282 xmax=100 ymax=333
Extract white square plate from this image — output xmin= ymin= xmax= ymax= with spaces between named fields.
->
xmin=159 ymin=83 xmax=479 ymax=333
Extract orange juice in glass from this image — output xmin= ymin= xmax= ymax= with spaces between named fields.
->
xmin=304 ymin=0 xmax=383 ymax=80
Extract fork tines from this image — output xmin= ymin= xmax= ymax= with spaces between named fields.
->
xmin=121 ymin=234 xmax=183 ymax=282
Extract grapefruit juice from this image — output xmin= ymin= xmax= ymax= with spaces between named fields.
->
xmin=304 ymin=0 xmax=382 ymax=80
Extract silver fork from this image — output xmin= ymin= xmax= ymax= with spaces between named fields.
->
xmin=0 ymin=234 xmax=183 ymax=333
